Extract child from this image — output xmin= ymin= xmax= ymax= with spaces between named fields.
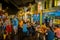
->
xmin=6 ymin=19 xmax=12 ymax=35
xmin=22 ymin=22 xmax=28 ymax=33
xmin=12 ymin=17 xmax=18 ymax=34
xmin=22 ymin=22 xmax=29 ymax=39
xmin=19 ymin=20 xmax=23 ymax=28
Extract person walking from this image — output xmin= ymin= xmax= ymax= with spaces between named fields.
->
xmin=12 ymin=16 xmax=18 ymax=34
xmin=46 ymin=27 xmax=55 ymax=40
xmin=0 ymin=19 xmax=3 ymax=40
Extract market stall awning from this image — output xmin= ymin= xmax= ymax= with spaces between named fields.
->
xmin=48 ymin=11 xmax=60 ymax=16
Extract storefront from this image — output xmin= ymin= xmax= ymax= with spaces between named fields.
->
xmin=54 ymin=0 xmax=60 ymax=6
xmin=57 ymin=0 xmax=60 ymax=6
xmin=43 ymin=10 xmax=60 ymax=25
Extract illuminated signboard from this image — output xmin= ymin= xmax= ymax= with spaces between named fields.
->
xmin=57 ymin=0 xmax=60 ymax=6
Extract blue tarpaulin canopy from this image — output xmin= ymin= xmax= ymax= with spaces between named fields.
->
xmin=48 ymin=11 xmax=60 ymax=16
xmin=55 ymin=11 xmax=60 ymax=16
xmin=48 ymin=12 xmax=55 ymax=16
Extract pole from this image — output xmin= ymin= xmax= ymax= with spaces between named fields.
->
xmin=40 ymin=10 xmax=42 ymax=25
xmin=49 ymin=0 xmax=52 ymax=8
xmin=0 ymin=3 xmax=2 ymax=10
xmin=46 ymin=0 xmax=48 ymax=9
xmin=37 ymin=2 xmax=43 ymax=25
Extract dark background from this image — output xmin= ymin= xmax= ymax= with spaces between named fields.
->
xmin=0 ymin=0 xmax=35 ymax=14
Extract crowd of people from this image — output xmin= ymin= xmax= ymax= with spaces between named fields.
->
xmin=0 ymin=10 xmax=60 ymax=40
